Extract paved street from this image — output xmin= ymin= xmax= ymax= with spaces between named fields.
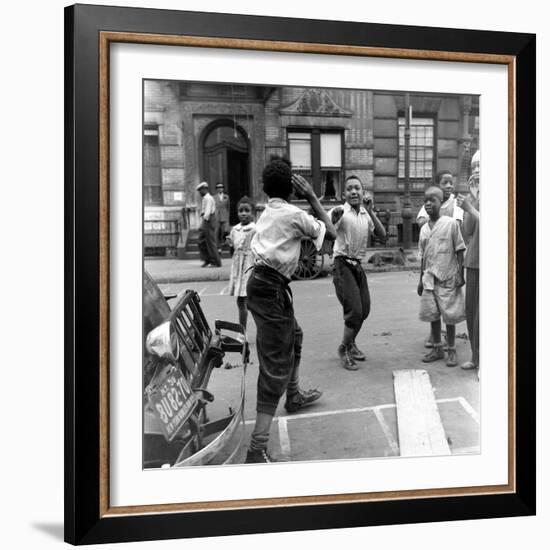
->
xmin=159 ymin=271 xmax=479 ymax=464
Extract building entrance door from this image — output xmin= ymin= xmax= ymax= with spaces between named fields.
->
xmin=202 ymin=124 xmax=250 ymax=226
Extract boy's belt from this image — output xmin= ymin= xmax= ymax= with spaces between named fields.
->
xmin=336 ymin=255 xmax=362 ymax=266
xmin=252 ymin=264 xmax=291 ymax=286
xmin=252 ymin=264 xmax=293 ymax=307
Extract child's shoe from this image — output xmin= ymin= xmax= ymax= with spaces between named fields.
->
xmin=245 ymin=448 xmax=273 ymax=464
xmin=422 ymin=344 xmax=444 ymax=363
xmin=446 ymin=347 xmax=458 ymax=367
xmin=350 ymin=342 xmax=366 ymax=361
xmin=284 ymin=388 xmax=322 ymax=413
xmin=338 ymin=344 xmax=358 ymax=370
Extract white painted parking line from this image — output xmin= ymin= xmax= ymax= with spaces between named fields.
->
xmin=242 ymin=397 xmax=477 ymax=456
xmin=457 ymin=396 xmax=480 ymax=425
xmin=243 ymin=397 xmax=471 ymax=424
xmin=220 ymin=285 xmax=230 ymax=295
xmin=278 ymin=417 xmax=292 ymax=460
xmin=373 ymin=407 xmax=399 ymax=455
xmin=244 ymin=403 xmax=398 ymax=426
xmin=198 ymin=287 xmax=206 ymax=296
xmin=435 ymin=396 xmax=480 ymax=425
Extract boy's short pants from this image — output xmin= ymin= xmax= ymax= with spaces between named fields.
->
xmin=332 ymin=256 xmax=370 ymax=330
xmin=419 ymin=277 xmax=466 ymax=325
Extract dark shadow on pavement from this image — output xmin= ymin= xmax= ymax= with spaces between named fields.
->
xmin=31 ymin=522 xmax=64 ymax=541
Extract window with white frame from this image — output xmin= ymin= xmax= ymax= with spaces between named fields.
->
xmin=287 ymin=129 xmax=343 ymax=199
xmin=398 ymin=117 xmax=434 ymax=180
xmin=288 ymin=132 xmax=312 ymax=171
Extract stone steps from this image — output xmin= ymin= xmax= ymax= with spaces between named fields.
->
xmin=178 ymin=230 xmax=232 ymax=260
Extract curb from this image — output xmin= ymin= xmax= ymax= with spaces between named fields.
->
xmin=152 ymin=270 xmax=231 ymax=284
xmin=152 ymin=264 xmax=421 ymax=284
xmin=364 ymin=264 xmax=420 ymax=274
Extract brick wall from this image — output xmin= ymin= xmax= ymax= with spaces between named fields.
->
xmin=144 ymin=81 xmax=186 ymax=207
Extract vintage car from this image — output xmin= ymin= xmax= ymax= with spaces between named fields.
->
xmin=143 ymin=271 xmax=247 ymax=468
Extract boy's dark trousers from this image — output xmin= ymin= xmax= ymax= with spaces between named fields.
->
xmin=246 ymin=266 xmax=302 ymax=418
xmin=198 ymin=216 xmax=221 ymax=266
xmin=332 ymin=256 xmax=371 ymax=330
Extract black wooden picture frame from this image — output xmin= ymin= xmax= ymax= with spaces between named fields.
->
xmin=65 ymin=3 xmax=536 ymax=545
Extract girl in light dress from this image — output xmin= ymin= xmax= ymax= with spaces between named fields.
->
xmin=226 ymin=196 xmax=256 ymax=330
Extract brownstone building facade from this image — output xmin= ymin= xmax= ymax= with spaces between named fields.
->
xmin=143 ymin=80 xmax=478 ymax=254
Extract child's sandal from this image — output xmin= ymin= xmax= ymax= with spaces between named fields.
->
xmin=422 ymin=344 xmax=444 ymax=363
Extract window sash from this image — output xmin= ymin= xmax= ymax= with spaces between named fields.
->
xmin=398 ymin=117 xmax=434 ymax=179
xmin=288 ymin=132 xmax=312 ymax=169
xmin=320 ymin=133 xmax=342 ymax=168
xmin=288 ymin=130 xmax=343 ymax=196
xmin=144 ymin=131 xmax=163 ymax=205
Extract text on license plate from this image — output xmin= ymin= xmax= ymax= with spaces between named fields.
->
xmin=149 ymin=367 xmax=197 ymax=441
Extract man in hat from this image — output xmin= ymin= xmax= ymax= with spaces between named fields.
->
xmin=196 ymin=181 xmax=221 ymax=267
xmin=214 ymin=182 xmax=230 ymax=251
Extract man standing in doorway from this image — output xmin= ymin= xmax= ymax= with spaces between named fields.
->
xmin=196 ymin=181 xmax=222 ymax=267
xmin=214 ymin=182 xmax=230 ymax=251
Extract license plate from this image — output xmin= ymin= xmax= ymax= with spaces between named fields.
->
xmin=148 ymin=365 xmax=198 ymax=441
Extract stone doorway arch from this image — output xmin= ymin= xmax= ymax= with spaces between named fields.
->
xmin=200 ymin=120 xmax=250 ymax=226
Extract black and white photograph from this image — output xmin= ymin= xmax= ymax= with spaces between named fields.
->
xmin=0 ymin=0 xmax=543 ymax=546
xmin=142 ymin=80 xmax=481 ymax=469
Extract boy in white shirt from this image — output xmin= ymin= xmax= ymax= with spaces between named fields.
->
xmin=244 ymin=157 xmax=336 ymax=464
xmin=416 ymin=170 xmax=463 ymax=228
xmin=417 ymin=186 xmax=466 ymax=367
xmin=417 ymin=170 xmax=463 ymax=349
xmin=330 ymin=176 xmax=386 ymax=370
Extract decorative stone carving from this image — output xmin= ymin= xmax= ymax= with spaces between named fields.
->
xmin=280 ymin=89 xmax=352 ymax=117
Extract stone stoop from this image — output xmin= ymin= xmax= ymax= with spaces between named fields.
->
xmin=177 ymin=229 xmax=232 ymax=260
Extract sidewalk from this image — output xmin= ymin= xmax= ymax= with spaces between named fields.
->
xmin=146 ymin=249 xmax=421 ymax=283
